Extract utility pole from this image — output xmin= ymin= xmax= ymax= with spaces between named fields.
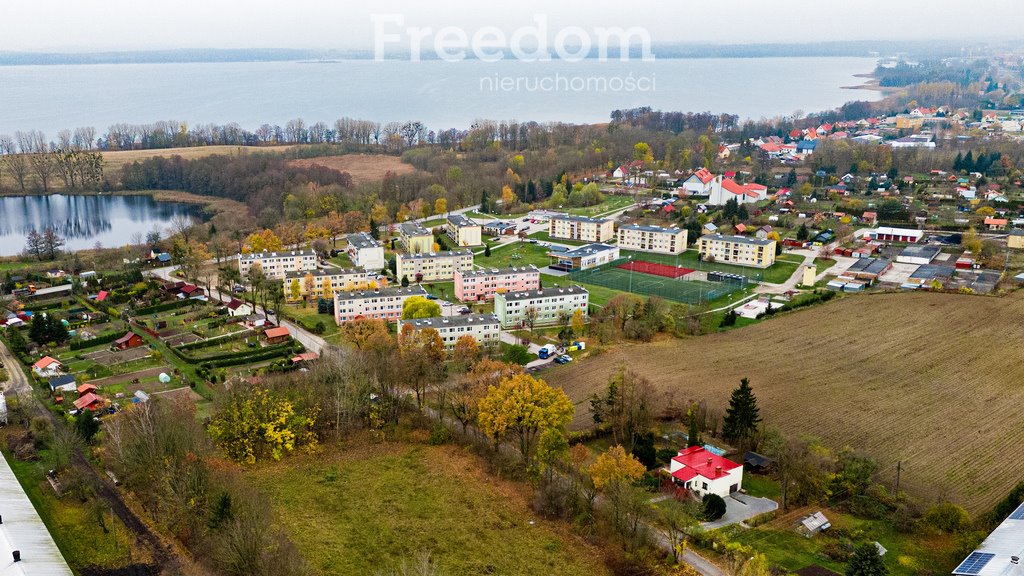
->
xmin=895 ymin=460 xmax=902 ymax=494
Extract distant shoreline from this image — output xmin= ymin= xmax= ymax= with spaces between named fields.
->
xmin=840 ymin=71 xmax=897 ymax=93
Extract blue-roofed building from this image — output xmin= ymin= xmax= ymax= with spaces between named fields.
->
xmin=797 ymin=140 xmax=817 ymax=154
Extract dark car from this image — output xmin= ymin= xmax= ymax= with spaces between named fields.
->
xmin=554 ymin=354 xmax=572 ymax=364
xmin=458 ymin=307 xmax=471 ymax=315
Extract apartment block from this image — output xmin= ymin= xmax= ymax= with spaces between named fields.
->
xmin=284 ymin=268 xmax=368 ymax=302
xmin=398 ymin=221 xmax=434 ymax=254
xmin=454 ymin=265 xmax=540 ymax=302
xmin=346 ymin=232 xmax=385 ymax=270
xmin=396 ymin=250 xmax=474 ymax=282
xmin=617 ymin=224 xmax=687 ymax=255
xmin=238 ymin=250 xmax=317 ymax=280
xmin=697 ymin=234 xmax=776 ymax=268
xmin=494 ymin=285 xmax=589 ymax=328
xmin=446 ymin=214 xmax=482 ymax=247
xmin=333 ymin=286 xmax=428 ymax=325
xmin=398 ymin=314 xmax=501 ymax=350
xmin=548 ymin=243 xmax=620 ymax=271
xmin=548 ymin=215 xmax=615 ymax=242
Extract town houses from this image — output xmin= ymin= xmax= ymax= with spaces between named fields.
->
xmin=454 ymin=266 xmax=541 ymax=302
xmin=238 ymin=249 xmax=317 ymax=279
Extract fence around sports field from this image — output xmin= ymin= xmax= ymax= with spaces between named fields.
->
xmin=566 ymin=256 xmax=751 ymax=305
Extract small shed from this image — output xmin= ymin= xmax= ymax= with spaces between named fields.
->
xmin=743 ymin=451 xmax=775 ymax=473
xmin=799 ymin=512 xmax=831 ymax=537
xmin=114 ymin=332 xmax=144 ymax=350
xmin=263 ymin=326 xmax=291 ymax=345
xmin=73 ymin=392 xmax=103 ymax=412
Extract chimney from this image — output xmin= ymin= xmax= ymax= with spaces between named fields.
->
xmin=707 ymin=457 xmax=713 ymax=465
xmin=1012 ymin=557 xmax=1020 ymax=565
xmin=12 ymin=551 xmax=20 ymax=563
xmin=716 ymin=466 xmax=723 ymax=475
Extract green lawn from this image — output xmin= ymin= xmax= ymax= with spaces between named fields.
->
xmin=420 ymin=218 xmax=446 ymax=229
xmin=328 ymin=252 xmax=355 ymax=268
xmin=528 ymin=231 xmax=593 ymax=246
xmin=813 ymin=257 xmax=837 ymax=275
xmin=465 ymin=210 xmax=527 ymax=220
xmin=4 ymin=449 xmax=134 ymax=572
xmin=741 ymin=474 xmax=781 ymax=499
xmin=249 ymin=439 xmax=611 ymax=576
xmin=474 ymin=242 xmax=553 ymax=269
xmin=564 ymin=195 xmax=636 ymax=216
xmin=418 ymin=281 xmax=455 ymax=301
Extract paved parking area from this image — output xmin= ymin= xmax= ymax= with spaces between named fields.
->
xmin=878 ymin=262 xmax=919 ymax=285
xmin=701 ymin=493 xmax=778 ymax=529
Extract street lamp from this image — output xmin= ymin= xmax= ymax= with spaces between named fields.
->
xmin=627 ymin=255 xmax=634 ymax=293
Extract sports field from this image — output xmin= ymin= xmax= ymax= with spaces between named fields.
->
xmin=568 ymin=257 xmax=744 ymax=305
xmin=616 ymin=260 xmax=694 ymax=278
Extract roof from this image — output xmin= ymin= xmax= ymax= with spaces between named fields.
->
xmin=845 ymin=258 xmax=892 ymax=276
xmin=498 ymin=285 xmax=589 ymax=303
xmin=457 ymin=266 xmax=539 ymax=279
xmin=872 ymin=226 xmax=924 ymax=238
xmin=291 ymin=352 xmax=319 ymax=363
xmin=32 ymin=356 xmax=60 ymax=370
xmin=263 ymin=326 xmax=290 ymax=339
xmin=619 ymin=224 xmax=684 ymax=234
xmin=670 ymin=446 xmax=742 ymax=482
xmin=898 ymin=245 xmax=941 ymax=260
xmin=689 ymin=168 xmax=716 ymax=184
xmin=400 ymin=314 xmax=500 ymax=330
xmin=984 ymin=217 xmax=1008 ymax=226
xmin=743 ymin=451 xmax=774 ymax=468
xmin=482 ymin=220 xmax=517 ymax=230
xmin=397 ymin=250 xmax=473 ymax=261
xmin=347 ymin=232 xmax=381 ymax=249
xmin=114 ymin=332 xmax=138 ymax=345
xmin=0 ymin=452 xmax=74 ymax=575
xmin=239 ymin=249 xmax=315 ymax=262
xmin=95 ymin=290 xmax=108 ymax=302
xmin=399 ymin=221 xmax=431 ymax=236
xmin=801 ymin=511 xmax=831 ymax=532
xmin=73 ymin=393 xmax=102 ymax=410
xmin=334 ymin=286 xmax=428 ymax=302
xmin=556 ymin=243 xmax=619 ymax=259
xmin=447 ymin=214 xmax=478 ymax=228
xmin=284 ymin=268 xmax=363 ymax=281
xmin=953 ymin=501 xmax=1024 ymax=576
xmin=47 ymin=375 xmax=76 ymax=389
xmin=549 ymin=214 xmax=612 ymax=224
xmin=226 ymin=298 xmax=247 ymax=310
xmin=700 ymin=233 xmax=774 ymax=247
xmin=76 ymin=384 xmax=97 ymax=394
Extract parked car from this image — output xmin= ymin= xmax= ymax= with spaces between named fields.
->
xmin=554 ymin=355 xmax=572 ymax=364
xmin=426 ymin=294 xmax=438 ymax=300
xmin=458 ymin=307 xmax=471 ymax=315
xmin=522 ymin=217 xmax=530 ymax=221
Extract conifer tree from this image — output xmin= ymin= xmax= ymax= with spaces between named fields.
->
xmin=722 ymin=377 xmax=762 ymax=445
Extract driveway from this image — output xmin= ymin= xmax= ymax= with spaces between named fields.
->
xmin=701 ymin=493 xmax=778 ymax=530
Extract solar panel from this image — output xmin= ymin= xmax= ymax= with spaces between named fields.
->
xmin=953 ymin=552 xmax=995 ymax=575
xmin=1009 ymin=501 xmax=1024 ymax=520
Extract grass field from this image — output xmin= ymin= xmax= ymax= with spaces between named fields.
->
xmin=474 ymin=242 xmax=553 ymax=269
xmin=288 ymin=154 xmax=417 ymax=184
xmin=564 ymin=195 xmax=636 ymax=216
xmin=546 ymin=291 xmax=1024 ymax=513
xmin=528 ymin=231 xmax=592 ymax=246
xmin=248 ymin=437 xmax=612 ymax=576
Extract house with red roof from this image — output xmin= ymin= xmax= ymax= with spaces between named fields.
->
xmin=263 ymin=326 xmax=291 ymax=345
xmin=668 ymin=446 xmax=744 ymax=498
xmin=709 ymin=179 xmax=768 ymax=206
xmin=114 ymin=332 xmax=144 ymax=350
xmin=224 ymin=298 xmax=253 ymax=317
xmin=679 ymin=168 xmax=720 ymax=197
xmin=32 ymin=356 xmax=63 ymax=378
xmin=985 ymin=217 xmax=1008 ymax=231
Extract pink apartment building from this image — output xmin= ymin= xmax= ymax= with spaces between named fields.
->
xmin=454 ymin=265 xmax=540 ymax=302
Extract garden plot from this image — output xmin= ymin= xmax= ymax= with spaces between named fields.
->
xmin=81 ymin=346 xmax=152 ymax=366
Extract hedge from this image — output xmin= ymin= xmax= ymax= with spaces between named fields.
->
xmin=177 ymin=331 xmax=252 ymax=352
xmin=174 ymin=341 xmax=297 ymax=365
xmin=133 ymin=299 xmax=195 ymax=316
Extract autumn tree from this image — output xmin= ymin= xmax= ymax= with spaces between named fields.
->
xmin=589 ymin=445 xmax=645 ymax=490
xmin=434 ymin=197 xmax=447 ymax=216
xmin=341 ymin=318 xmax=390 ymax=349
xmin=571 ymin=308 xmax=586 ymax=336
xmin=245 ymin=229 xmax=283 ymax=253
xmin=452 ymin=335 xmax=480 ymax=369
xmin=500 ymin=185 xmax=517 ymax=213
xmin=399 ymin=326 xmax=447 ymax=409
xmin=589 ymin=365 xmax=655 ymax=452
xmin=289 ymin=278 xmax=301 ymax=302
xmin=207 ymin=384 xmax=319 ymax=464
xmin=302 ymin=272 xmax=315 ymax=307
xmin=401 ymin=295 xmax=441 ymax=319
xmin=477 ymin=373 xmax=574 ymax=467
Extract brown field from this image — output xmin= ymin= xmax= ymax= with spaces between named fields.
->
xmin=101 ymin=145 xmax=294 ymax=173
xmin=288 ymin=153 xmax=417 ymax=184
xmin=546 ymin=291 xmax=1024 ymax=513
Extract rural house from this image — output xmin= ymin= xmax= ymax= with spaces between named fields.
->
xmin=667 ymin=446 xmax=743 ymax=498
xmin=114 ymin=332 xmax=144 ymax=350
xmin=263 ymin=326 xmax=291 ymax=345
xmin=32 ymin=356 xmax=63 ymax=378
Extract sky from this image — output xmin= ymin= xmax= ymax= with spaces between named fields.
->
xmin=1 ymin=0 xmax=1021 ymax=52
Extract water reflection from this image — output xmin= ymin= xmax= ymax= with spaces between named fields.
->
xmin=0 ymin=194 xmax=201 ymax=256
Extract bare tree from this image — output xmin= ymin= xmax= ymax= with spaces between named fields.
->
xmin=0 ymin=134 xmax=29 ymax=191
xmin=18 ymin=130 xmax=55 ymax=191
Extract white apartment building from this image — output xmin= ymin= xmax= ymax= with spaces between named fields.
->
xmin=446 ymin=214 xmax=483 ymax=247
xmin=617 ymin=224 xmax=687 ymax=255
xmin=396 ymin=250 xmax=474 ymax=282
xmin=548 ymin=215 xmax=615 ymax=242
xmin=398 ymin=314 xmax=500 ymax=350
xmin=697 ymin=234 xmax=776 ymax=269
xmin=548 ymin=243 xmax=620 ymax=272
xmin=284 ymin=268 xmax=368 ymax=302
xmin=238 ymin=250 xmax=317 ymax=280
xmin=333 ymin=286 xmax=428 ymax=325
xmin=494 ymin=285 xmax=589 ymax=328
xmin=346 ymin=232 xmax=385 ymax=271
xmin=398 ymin=221 xmax=434 ymax=254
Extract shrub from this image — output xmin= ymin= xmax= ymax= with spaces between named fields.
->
xmin=428 ymin=423 xmax=453 ymax=445
xmin=702 ymin=493 xmax=726 ymax=521
xmin=922 ymin=502 xmax=972 ymax=534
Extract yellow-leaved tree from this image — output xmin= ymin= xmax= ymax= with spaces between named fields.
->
xmin=207 ymin=385 xmax=318 ymax=464
xmin=588 ymin=444 xmax=646 ymax=490
xmin=477 ymin=373 xmax=574 ymax=467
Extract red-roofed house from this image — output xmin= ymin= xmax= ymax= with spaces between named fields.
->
xmin=73 ymin=392 xmax=104 ymax=411
xmin=178 ymin=284 xmax=204 ymax=299
xmin=985 ymin=217 xmax=1008 ymax=231
xmin=668 ymin=446 xmax=743 ymax=498
xmin=96 ymin=290 xmax=109 ymax=302
xmin=710 ymin=179 xmax=769 ymax=206
xmin=77 ymin=383 xmax=97 ymax=395
xmin=32 ymin=356 xmax=63 ymax=378
xmin=679 ymin=169 xmax=719 ymax=196
xmin=225 ymin=298 xmax=253 ymax=317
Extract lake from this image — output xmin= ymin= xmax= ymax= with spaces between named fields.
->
xmin=0 ymin=57 xmax=881 ymax=136
xmin=0 ymin=194 xmax=201 ymax=257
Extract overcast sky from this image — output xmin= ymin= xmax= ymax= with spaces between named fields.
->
xmin=2 ymin=0 xmax=1021 ymax=52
